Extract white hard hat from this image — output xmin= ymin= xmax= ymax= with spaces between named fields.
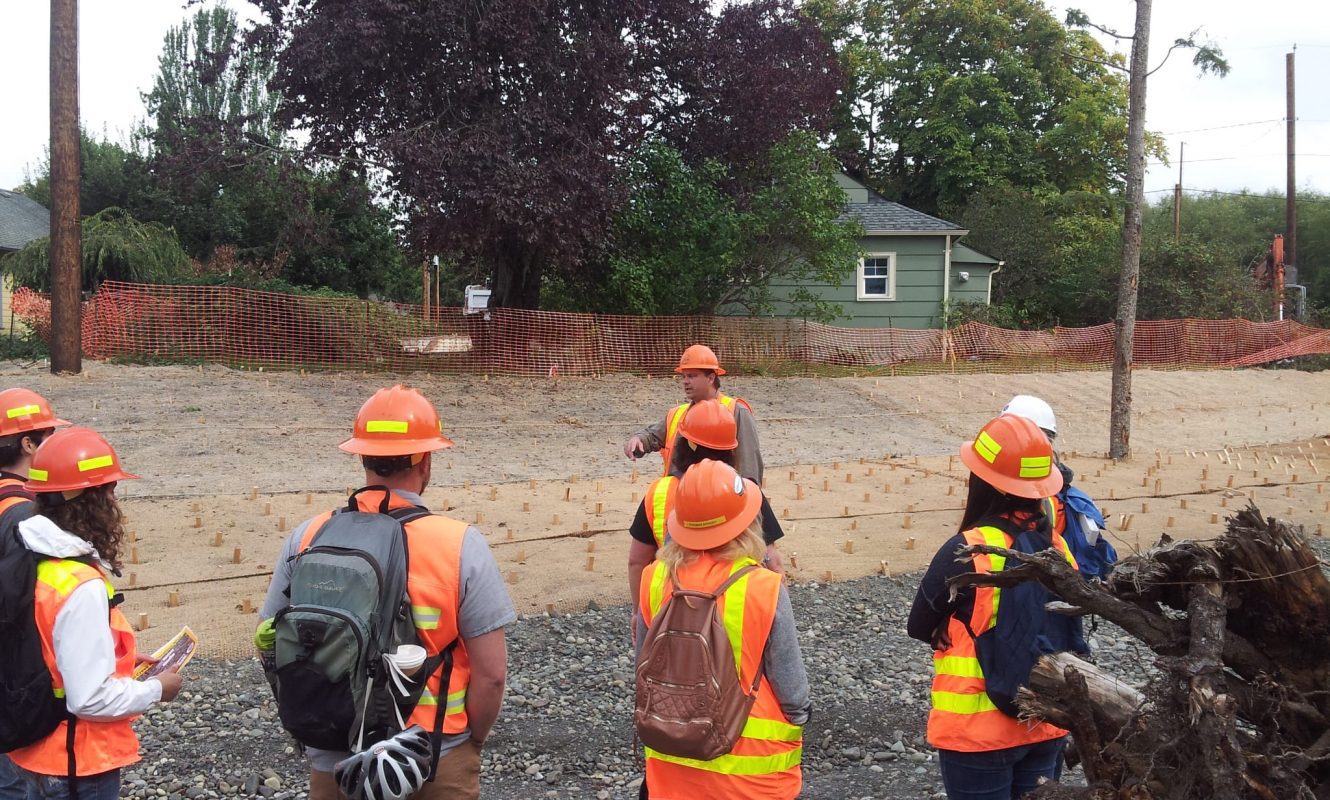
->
xmin=1001 ymin=395 xmax=1057 ymax=437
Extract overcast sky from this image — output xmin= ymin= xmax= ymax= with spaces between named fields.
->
xmin=2 ymin=0 xmax=1326 ymax=200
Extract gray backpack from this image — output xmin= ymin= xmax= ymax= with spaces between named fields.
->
xmin=271 ymin=488 xmax=456 ymax=758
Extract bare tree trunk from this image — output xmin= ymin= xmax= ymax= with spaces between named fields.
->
xmin=49 ymin=0 xmax=82 ymax=374
xmin=1108 ymin=0 xmax=1152 ymax=459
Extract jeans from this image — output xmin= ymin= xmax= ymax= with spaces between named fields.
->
xmin=10 ymin=766 xmax=120 ymax=800
xmin=0 ymin=757 xmax=26 ymax=800
xmin=937 ymin=737 xmax=1066 ymax=800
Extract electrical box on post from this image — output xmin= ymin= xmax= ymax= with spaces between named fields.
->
xmin=464 ymin=285 xmax=491 ymax=315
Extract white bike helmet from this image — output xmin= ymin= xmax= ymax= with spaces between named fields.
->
xmin=1001 ymin=395 xmax=1057 ymax=438
xmin=335 ymin=726 xmax=433 ymax=800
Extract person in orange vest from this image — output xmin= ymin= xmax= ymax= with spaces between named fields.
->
xmin=0 ymin=389 xmax=71 ymax=799
xmin=627 ymin=399 xmax=785 ymax=610
xmin=907 ymin=414 xmax=1080 ymax=799
xmin=635 ymin=460 xmax=810 ymax=799
xmin=623 ymin=345 xmax=763 ymax=483
xmin=6 ymin=427 xmax=183 ymax=799
xmin=258 ymin=385 xmax=514 ymax=800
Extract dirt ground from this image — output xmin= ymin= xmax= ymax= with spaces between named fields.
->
xmin=4 ymin=360 xmax=1328 ymax=656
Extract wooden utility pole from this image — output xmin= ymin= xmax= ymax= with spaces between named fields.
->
xmin=1286 ymin=49 xmax=1297 ymax=274
xmin=1173 ymin=142 xmax=1184 ymax=242
xmin=422 ymin=258 xmax=431 ymax=321
xmin=49 ymin=0 xmax=82 ymax=374
xmin=1109 ymin=0 xmax=1152 ymax=460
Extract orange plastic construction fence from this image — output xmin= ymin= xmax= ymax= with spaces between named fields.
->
xmin=11 ymin=282 xmax=1330 ymax=376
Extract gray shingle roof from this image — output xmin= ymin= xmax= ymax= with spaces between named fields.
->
xmin=841 ymin=200 xmax=965 ymax=233
xmin=0 ymin=190 xmax=51 ymax=253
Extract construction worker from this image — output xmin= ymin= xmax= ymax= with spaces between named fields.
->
xmin=6 ymin=427 xmax=183 ymax=798
xmin=907 ymin=415 xmax=1078 ymax=799
xmin=0 ymin=388 xmax=70 ymax=799
xmin=628 ymin=399 xmax=784 ymax=610
xmin=259 ymin=385 xmax=514 ymax=800
xmin=635 ymin=459 xmax=810 ymax=799
xmin=623 ymin=345 xmax=763 ymax=484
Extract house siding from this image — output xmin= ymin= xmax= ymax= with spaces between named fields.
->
xmin=763 ymin=235 xmax=949 ymax=329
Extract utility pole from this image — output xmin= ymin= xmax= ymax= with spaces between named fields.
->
xmin=49 ymin=0 xmax=82 ymax=374
xmin=1286 ymin=48 xmax=1297 ymax=278
xmin=1173 ymin=141 xmax=1184 ymax=242
xmin=1109 ymin=0 xmax=1152 ymax=460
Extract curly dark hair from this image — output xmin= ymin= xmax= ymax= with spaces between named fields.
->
xmin=35 ymin=485 xmax=127 ymax=569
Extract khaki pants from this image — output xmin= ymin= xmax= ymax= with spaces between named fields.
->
xmin=310 ymin=740 xmax=482 ymax=800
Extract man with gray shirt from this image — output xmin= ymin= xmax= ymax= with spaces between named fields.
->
xmin=259 ymin=385 xmax=515 ymax=800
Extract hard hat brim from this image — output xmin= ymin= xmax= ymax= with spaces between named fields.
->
xmin=680 ymin=431 xmax=739 ymax=451
xmin=673 ymin=365 xmax=726 ymax=376
xmin=960 ymin=442 xmax=1063 ymax=500
xmin=665 ymin=480 xmax=762 ymax=550
xmin=338 ymin=436 xmax=454 ymax=456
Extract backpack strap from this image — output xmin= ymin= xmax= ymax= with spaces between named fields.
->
xmin=426 ymin=638 xmax=461 ymax=782
xmin=706 ymin=564 xmax=760 ymax=600
xmin=707 ymin=565 xmax=766 ymax=695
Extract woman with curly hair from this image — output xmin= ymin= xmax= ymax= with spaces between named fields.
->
xmin=7 ymin=427 xmax=182 ymax=800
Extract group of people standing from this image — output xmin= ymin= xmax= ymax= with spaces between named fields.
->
xmin=0 ymin=344 xmax=1105 ymax=800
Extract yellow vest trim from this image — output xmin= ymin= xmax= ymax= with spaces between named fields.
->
xmin=411 ymin=605 xmax=442 ymax=631
xmin=932 ymin=690 xmax=999 ymax=715
xmin=649 ymin=478 xmax=675 ymax=548
xmin=36 ymin=560 xmax=89 ymax=597
xmin=644 ymin=745 xmax=802 ymax=776
xmin=933 ymin=655 xmax=984 ymax=679
xmin=418 ymin=687 xmax=467 ymax=713
xmin=976 ymin=526 xmax=1008 ymax=629
xmin=722 ymin=559 xmax=759 ymax=677
xmin=741 ymin=716 xmax=803 ymax=742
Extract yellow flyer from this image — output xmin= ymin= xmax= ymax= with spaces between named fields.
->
xmin=134 ymin=626 xmax=199 ymax=680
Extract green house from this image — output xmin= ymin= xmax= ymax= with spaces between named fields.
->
xmin=763 ymin=173 xmax=1001 ymax=329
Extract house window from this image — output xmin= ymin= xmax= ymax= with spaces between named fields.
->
xmin=857 ymin=254 xmax=895 ymax=301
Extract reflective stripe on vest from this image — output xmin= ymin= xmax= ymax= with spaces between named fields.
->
xmin=641 ymin=556 xmax=801 ymax=783
xmin=418 ymin=686 xmax=468 ymax=715
xmin=645 ymin=477 xmax=677 ymax=549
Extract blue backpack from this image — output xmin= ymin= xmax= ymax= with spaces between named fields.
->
xmin=1056 ymin=486 xmax=1117 ymax=580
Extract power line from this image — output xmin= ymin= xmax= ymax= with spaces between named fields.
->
xmin=1158 ymin=119 xmax=1283 ymax=136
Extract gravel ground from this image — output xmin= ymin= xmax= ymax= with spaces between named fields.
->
xmin=123 ymin=554 xmax=1199 ymax=800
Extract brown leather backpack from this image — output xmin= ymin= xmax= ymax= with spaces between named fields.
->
xmin=634 ymin=565 xmax=762 ymax=761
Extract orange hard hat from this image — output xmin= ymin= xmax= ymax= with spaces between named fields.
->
xmin=339 ymin=385 xmax=454 ymax=456
xmin=674 ymin=344 xmax=726 ymax=376
xmin=679 ymin=399 xmax=738 ymax=451
xmin=960 ymin=414 xmax=1063 ymax=499
xmin=0 ymin=389 xmax=70 ymax=438
xmin=25 ymin=427 xmax=138 ymax=494
xmin=666 ymin=459 xmax=762 ymax=550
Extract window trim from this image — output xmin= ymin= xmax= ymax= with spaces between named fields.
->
xmin=856 ymin=253 xmax=897 ymax=301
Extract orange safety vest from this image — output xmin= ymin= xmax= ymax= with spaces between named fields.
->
xmin=0 ymin=474 xmax=35 ymax=514
xmin=9 ymin=560 xmax=141 ymax=777
xmin=927 ymin=523 xmax=1078 ymax=752
xmin=1042 ymin=495 xmax=1066 ymax=538
xmin=639 ymin=555 xmax=802 ymax=800
xmin=298 ymin=490 xmax=473 ymax=735
xmin=642 ymin=476 xmax=678 ymax=548
xmin=658 ymin=394 xmax=751 ymax=477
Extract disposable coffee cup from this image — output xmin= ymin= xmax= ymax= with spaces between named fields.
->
xmin=388 ymin=645 xmax=426 ymax=678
